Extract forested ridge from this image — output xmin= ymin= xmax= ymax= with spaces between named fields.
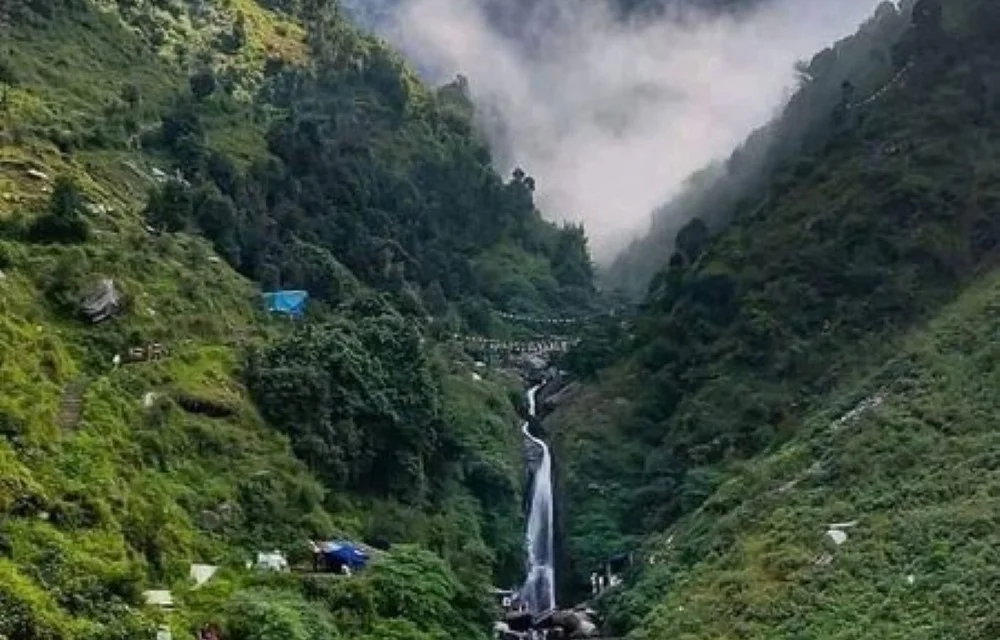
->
xmin=553 ymin=0 xmax=1000 ymax=636
xmin=0 ymin=0 xmax=593 ymax=637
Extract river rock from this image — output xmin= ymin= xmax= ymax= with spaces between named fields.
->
xmin=537 ymin=610 xmax=600 ymax=638
xmin=504 ymin=611 xmax=533 ymax=633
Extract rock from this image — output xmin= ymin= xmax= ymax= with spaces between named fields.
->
xmin=777 ymin=478 xmax=801 ymax=493
xmin=575 ymin=618 xmax=598 ymax=637
xmin=493 ymin=622 xmax=525 ymax=640
xmin=814 ymin=552 xmax=834 ymax=567
xmin=200 ymin=509 xmax=222 ymax=531
xmin=830 ymin=392 xmax=885 ymax=432
xmin=543 ymin=610 xmax=600 ymax=638
xmin=504 ymin=611 xmax=533 ymax=633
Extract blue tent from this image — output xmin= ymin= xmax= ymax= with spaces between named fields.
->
xmin=263 ymin=290 xmax=308 ymax=318
xmin=318 ymin=540 xmax=369 ymax=571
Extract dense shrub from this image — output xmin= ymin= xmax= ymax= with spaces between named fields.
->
xmin=27 ymin=177 xmax=89 ymax=244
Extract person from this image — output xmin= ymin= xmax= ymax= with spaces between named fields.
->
xmin=199 ymin=624 xmax=221 ymax=640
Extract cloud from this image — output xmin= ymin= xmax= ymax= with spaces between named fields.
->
xmin=379 ymin=0 xmax=884 ymax=260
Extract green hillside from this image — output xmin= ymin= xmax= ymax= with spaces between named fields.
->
xmin=552 ymin=0 xmax=1000 ymax=633
xmin=0 ymin=0 xmax=590 ymax=637
xmin=594 ymin=265 xmax=1000 ymax=639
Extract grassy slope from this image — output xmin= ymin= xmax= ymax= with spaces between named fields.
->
xmin=607 ymin=267 xmax=1000 ymax=639
xmin=0 ymin=3 xmax=527 ymax=637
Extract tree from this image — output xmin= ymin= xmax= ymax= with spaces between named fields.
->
xmin=368 ymin=545 xmax=489 ymax=637
xmin=675 ymin=219 xmax=710 ymax=265
xmin=232 ymin=11 xmax=248 ymax=50
xmin=161 ymin=104 xmax=204 ymax=146
xmin=245 ymin=318 xmax=443 ymax=502
xmin=49 ymin=176 xmax=82 ymax=220
xmin=120 ymin=83 xmax=141 ymax=109
xmin=145 ymin=180 xmax=194 ymax=232
xmin=189 ymin=69 xmax=217 ymax=101
xmin=913 ymin=0 xmax=943 ymax=33
xmin=0 ymin=55 xmax=15 ymax=113
xmin=423 ymin=280 xmax=448 ymax=316
xmin=27 ymin=176 xmax=90 ymax=243
xmin=912 ymin=0 xmax=945 ymax=55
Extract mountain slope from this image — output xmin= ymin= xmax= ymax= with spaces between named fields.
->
xmin=602 ymin=257 xmax=1000 ymax=639
xmin=0 ymin=0 xmax=579 ymax=637
xmin=605 ymin=0 xmax=914 ymax=298
xmin=551 ymin=0 xmax=1000 ymax=628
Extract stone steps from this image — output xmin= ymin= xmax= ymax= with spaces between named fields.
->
xmin=58 ymin=380 xmax=87 ymax=429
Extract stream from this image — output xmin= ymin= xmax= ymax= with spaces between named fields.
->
xmin=520 ymin=383 xmax=556 ymax=613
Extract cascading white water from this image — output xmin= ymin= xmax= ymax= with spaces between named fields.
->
xmin=520 ymin=383 xmax=556 ymax=613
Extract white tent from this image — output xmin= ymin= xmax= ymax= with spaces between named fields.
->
xmin=255 ymin=551 xmax=289 ymax=572
xmin=142 ymin=590 xmax=174 ymax=608
xmin=189 ymin=563 xmax=219 ymax=587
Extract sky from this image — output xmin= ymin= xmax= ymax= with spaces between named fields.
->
xmin=367 ymin=0 xmax=887 ymax=261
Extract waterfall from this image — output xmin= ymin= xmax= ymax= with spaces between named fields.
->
xmin=520 ymin=383 xmax=556 ymax=613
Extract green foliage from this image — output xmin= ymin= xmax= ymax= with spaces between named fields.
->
xmin=609 ymin=266 xmax=1000 ymax=639
xmin=0 ymin=56 xmax=16 ymax=87
xmin=27 ymin=177 xmax=90 ymax=244
xmin=140 ymin=19 xmax=594 ymax=322
xmin=561 ymin=316 xmax=628 ymax=380
xmin=189 ymin=69 xmax=218 ymax=101
xmin=357 ymin=618 xmax=439 ymax=640
xmin=368 ymin=545 xmax=490 ymax=640
xmin=245 ymin=320 xmax=527 ymax=585
xmin=224 ymin=588 xmax=339 ymax=640
xmin=245 ymin=314 xmax=442 ymax=501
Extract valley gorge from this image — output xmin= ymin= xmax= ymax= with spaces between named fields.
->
xmin=4 ymin=0 xmax=1000 ymax=639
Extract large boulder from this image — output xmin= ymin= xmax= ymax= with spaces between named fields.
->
xmin=542 ymin=610 xmax=600 ymax=638
xmin=80 ymin=278 xmax=122 ymax=323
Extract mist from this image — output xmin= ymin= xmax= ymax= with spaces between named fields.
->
xmin=374 ymin=0 xmax=884 ymax=261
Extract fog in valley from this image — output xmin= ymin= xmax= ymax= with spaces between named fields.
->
xmin=352 ymin=0 xmax=886 ymax=260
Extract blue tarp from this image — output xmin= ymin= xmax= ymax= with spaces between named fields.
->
xmin=263 ymin=290 xmax=308 ymax=317
xmin=319 ymin=540 xmax=369 ymax=570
